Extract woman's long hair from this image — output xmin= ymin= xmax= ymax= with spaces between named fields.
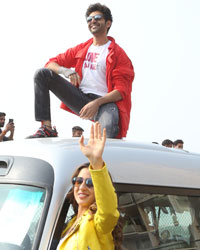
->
xmin=67 ymin=163 xmax=124 ymax=250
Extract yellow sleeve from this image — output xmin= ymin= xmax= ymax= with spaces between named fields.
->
xmin=89 ymin=164 xmax=120 ymax=234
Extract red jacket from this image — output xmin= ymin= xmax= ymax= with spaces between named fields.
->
xmin=46 ymin=37 xmax=134 ymax=138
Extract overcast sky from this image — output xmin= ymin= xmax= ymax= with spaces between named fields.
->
xmin=1 ymin=0 xmax=200 ymax=153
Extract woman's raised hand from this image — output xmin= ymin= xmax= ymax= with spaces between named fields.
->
xmin=79 ymin=122 xmax=106 ymax=169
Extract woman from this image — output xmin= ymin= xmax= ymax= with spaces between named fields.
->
xmin=57 ymin=122 xmax=122 ymax=250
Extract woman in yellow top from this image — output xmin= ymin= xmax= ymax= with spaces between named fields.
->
xmin=57 ymin=122 xmax=122 ymax=250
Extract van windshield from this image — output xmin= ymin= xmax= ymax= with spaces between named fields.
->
xmin=0 ymin=184 xmax=45 ymax=250
xmin=119 ymin=192 xmax=200 ymax=250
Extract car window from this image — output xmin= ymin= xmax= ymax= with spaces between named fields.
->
xmin=65 ymin=204 xmax=75 ymax=222
xmin=0 ymin=184 xmax=45 ymax=250
xmin=118 ymin=191 xmax=200 ymax=250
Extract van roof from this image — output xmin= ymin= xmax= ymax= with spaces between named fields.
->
xmin=0 ymin=138 xmax=200 ymax=190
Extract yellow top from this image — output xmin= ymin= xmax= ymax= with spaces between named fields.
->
xmin=57 ymin=164 xmax=119 ymax=250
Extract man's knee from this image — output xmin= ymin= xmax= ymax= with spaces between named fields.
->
xmin=96 ymin=103 xmax=119 ymax=138
xmin=34 ymin=68 xmax=52 ymax=82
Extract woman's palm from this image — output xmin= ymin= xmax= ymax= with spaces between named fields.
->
xmin=79 ymin=123 xmax=106 ymax=168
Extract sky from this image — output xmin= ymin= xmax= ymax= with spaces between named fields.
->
xmin=1 ymin=0 xmax=200 ymax=153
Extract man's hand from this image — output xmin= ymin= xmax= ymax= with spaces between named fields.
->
xmin=79 ymin=90 xmax=122 ymax=120
xmin=79 ymin=99 xmax=100 ymax=120
xmin=68 ymin=72 xmax=81 ymax=87
xmin=79 ymin=122 xmax=106 ymax=169
xmin=5 ymin=122 xmax=15 ymax=132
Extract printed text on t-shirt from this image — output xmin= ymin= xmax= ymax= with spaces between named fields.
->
xmin=84 ymin=52 xmax=100 ymax=70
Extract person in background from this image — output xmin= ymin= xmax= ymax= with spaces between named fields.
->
xmin=27 ymin=3 xmax=134 ymax=139
xmin=174 ymin=139 xmax=184 ymax=149
xmin=162 ymin=139 xmax=173 ymax=148
xmin=56 ymin=122 xmax=122 ymax=249
xmin=72 ymin=126 xmax=84 ymax=137
xmin=0 ymin=112 xmax=15 ymax=142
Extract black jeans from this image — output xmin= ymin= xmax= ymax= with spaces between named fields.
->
xmin=34 ymin=68 xmax=119 ymax=138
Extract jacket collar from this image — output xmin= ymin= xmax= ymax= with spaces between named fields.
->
xmin=76 ymin=36 xmax=115 ymax=59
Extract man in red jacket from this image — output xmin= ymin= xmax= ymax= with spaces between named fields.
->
xmin=28 ymin=3 xmax=134 ymax=139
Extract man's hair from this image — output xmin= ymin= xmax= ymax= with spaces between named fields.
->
xmin=174 ymin=139 xmax=184 ymax=146
xmin=72 ymin=126 xmax=84 ymax=133
xmin=85 ymin=3 xmax=113 ymax=32
xmin=162 ymin=139 xmax=173 ymax=146
xmin=0 ymin=112 xmax=6 ymax=117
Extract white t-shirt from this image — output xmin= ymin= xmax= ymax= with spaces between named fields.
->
xmin=80 ymin=40 xmax=111 ymax=96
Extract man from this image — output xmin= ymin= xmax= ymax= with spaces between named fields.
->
xmin=162 ymin=139 xmax=173 ymax=148
xmin=72 ymin=126 xmax=84 ymax=137
xmin=28 ymin=3 xmax=134 ymax=139
xmin=0 ymin=112 xmax=15 ymax=142
xmin=174 ymin=139 xmax=184 ymax=149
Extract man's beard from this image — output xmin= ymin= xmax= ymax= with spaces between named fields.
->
xmin=89 ymin=23 xmax=105 ymax=35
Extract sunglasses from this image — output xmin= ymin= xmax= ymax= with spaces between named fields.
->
xmin=86 ymin=14 xmax=103 ymax=23
xmin=72 ymin=176 xmax=93 ymax=188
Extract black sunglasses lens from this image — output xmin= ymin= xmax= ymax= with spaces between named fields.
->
xmin=72 ymin=177 xmax=76 ymax=185
xmin=87 ymin=15 xmax=102 ymax=23
xmin=86 ymin=16 xmax=92 ymax=22
xmin=86 ymin=178 xmax=93 ymax=188
xmin=94 ymin=15 xmax=102 ymax=21
xmin=72 ymin=177 xmax=83 ymax=185
xmin=72 ymin=177 xmax=93 ymax=188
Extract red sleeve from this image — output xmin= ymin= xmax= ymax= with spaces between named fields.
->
xmin=44 ymin=39 xmax=93 ymax=69
xmin=111 ymin=51 xmax=134 ymax=99
xmin=45 ymin=47 xmax=77 ymax=68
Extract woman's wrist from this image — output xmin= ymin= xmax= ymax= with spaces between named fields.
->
xmin=89 ymin=158 xmax=104 ymax=169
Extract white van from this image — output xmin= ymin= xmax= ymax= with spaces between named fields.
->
xmin=0 ymin=138 xmax=200 ymax=250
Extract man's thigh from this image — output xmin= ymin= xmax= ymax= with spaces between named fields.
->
xmin=47 ymin=70 xmax=91 ymax=114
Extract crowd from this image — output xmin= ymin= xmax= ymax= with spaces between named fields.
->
xmin=0 ymin=112 xmax=185 ymax=152
xmin=152 ymin=139 xmax=184 ymax=150
xmin=0 ymin=111 xmax=86 ymax=142
xmin=161 ymin=139 xmax=184 ymax=149
xmin=0 ymin=111 xmax=185 ymax=152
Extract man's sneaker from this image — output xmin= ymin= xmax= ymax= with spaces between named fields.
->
xmin=26 ymin=126 xmax=58 ymax=139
